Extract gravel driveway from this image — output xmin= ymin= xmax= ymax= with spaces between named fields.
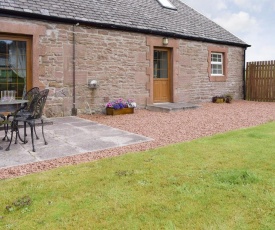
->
xmin=1 ymin=100 xmax=275 ymax=179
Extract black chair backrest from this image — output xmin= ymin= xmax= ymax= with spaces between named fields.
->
xmin=24 ymin=87 xmax=40 ymax=111
xmin=30 ymin=89 xmax=49 ymax=119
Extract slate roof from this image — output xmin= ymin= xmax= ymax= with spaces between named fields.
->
xmin=0 ymin=0 xmax=249 ymax=47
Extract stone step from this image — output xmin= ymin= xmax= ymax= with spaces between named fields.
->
xmin=146 ymin=102 xmax=200 ymax=112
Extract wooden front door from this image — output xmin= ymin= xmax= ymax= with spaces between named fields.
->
xmin=153 ymin=48 xmax=171 ymax=102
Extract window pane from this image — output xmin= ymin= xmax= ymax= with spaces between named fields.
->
xmin=0 ymin=40 xmax=10 ymax=53
xmin=154 ymin=50 xmax=168 ymax=79
xmin=211 ymin=54 xmax=217 ymax=62
xmin=0 ymin=39 xmax=27 ymax=98
xmin=0 ymin=54 xmax=8 ymax=66
xmin=211 ymin=64 xmax=223 ymax=75
xmin=211 ymin=53 xmax=222 ymax=63
xmin=154 ymin=50 xmax=158 ymax=59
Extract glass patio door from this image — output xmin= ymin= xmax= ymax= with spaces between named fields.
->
xmin=0 ymin=35 xmax=32 ymax=99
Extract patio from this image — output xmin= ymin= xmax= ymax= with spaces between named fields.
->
xmin=0 ymin=116 xmax=152 ymax=169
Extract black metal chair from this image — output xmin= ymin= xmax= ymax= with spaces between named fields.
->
xmin=0 ymin=113 xmax=9 ymax=142
xmin=6 ymin=89 xmax=49 ymax=152
xmin=0 ymin=113 xmax=11 ymax=141
xmin=7 ymin=87 xmax=40 ymax=119
xmin=20 ymin=87 xmax=40 ymax=113
xmin=6 ymin=87 xmax=40 ymax=140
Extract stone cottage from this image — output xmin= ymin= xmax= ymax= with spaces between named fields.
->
xmin=0 ymin=0 xmax=250 ymax=117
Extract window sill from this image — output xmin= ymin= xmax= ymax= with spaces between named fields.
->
xmin=209 ymin=76 xmax=227 ymax=82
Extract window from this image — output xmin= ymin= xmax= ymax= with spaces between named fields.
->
xmin=156 ymin=0 xmax=177 ymax=10
xmin=154 ymin=50 xmax=169 ymax=79
xmin=208 ymin=46 xmax=228 ymax=82
xmin=211 ymin=53 xmax=223 ymax=75
xmin=0 ymin=35 xmax=32 ymax=98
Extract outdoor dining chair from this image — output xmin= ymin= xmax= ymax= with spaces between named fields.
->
xmin=17 ymin=87 xmax=40 ymax=114
xmin=0 ymin=113 xmax=8 ymax=140
xmin=0 ymin=112 xmax=12 ymax=141
xmin=7 ymin=87 xmax=40 ymax=120
xmin=6 ymin=87 xmax=40 ymax=140
xmin=6 ymin=89 xmax=49 ymax=152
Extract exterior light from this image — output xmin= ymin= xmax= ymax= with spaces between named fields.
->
xmin=163 ymin=37 xmax=169 ymax=45
xmin=88 ymin=79 xmax=98 ymax=89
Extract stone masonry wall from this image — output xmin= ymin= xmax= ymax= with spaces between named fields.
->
xmin=39 ymin=23 xmax=149 ymax=116
xmin=0 ymin=17 xmax=245 ymax=117
xmin=177 ymin=41 xmax=244 ymax=103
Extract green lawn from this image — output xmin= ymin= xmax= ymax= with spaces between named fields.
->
xmin=0 ymin=122 xmax=274 ymax=230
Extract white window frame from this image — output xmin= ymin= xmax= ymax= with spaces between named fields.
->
xmin=211 ymin=52 xmax=223 ymax=76
xmin=156 ymin=0 xmax=177 ymax=10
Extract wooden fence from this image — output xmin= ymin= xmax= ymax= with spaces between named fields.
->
xmin=246 ymin=60 xmax=275 ymax=101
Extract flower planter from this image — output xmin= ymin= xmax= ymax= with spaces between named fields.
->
xmin=212 ymin=96 xmax=225 ymax=103
xmin=216 ymin=98 xmax=225 ymax=103
xmin=106 ymin=107 xmax=134 ymax=115
xmin=212 ymin=95 xmax=232 ymax=103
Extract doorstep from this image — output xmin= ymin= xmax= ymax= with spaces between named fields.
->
xmin=146 ymin=102 xmax=200 ymax=112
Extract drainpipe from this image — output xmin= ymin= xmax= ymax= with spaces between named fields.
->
xmin=71 ymin=23 xmax=79 ymax=116
xmin=243 ymin=48 xmax=247 ymax=100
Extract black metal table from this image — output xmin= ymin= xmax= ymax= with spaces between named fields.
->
xmin=0 ymin=99 xmax=28 ymax=150
xmin=0 ymin=99 xmax=28 ymax=112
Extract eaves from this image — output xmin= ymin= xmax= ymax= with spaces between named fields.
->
xmin=0 ymin=9 xmax=251 ymax=48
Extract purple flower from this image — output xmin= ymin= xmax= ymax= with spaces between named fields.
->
xmin=113 ymin=104 xmax=120 ymax=110
xmin=105 ymin=98 xmax=136 ymax=110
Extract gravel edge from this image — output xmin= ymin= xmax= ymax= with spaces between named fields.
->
xmin=1 ymin=100 xmax=275 ymax=180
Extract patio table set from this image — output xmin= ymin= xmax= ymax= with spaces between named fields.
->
xmin=0 ymin=88 xmax=49 ymax=152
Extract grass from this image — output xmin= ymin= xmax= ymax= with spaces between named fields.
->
xmin=0 ymin=122 xmax=275 ymax=229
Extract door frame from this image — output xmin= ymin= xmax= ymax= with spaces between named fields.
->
xmin=153 ymin=47 xmax=172 ymax=103
xmin=0 ymin=21 xmax=46 ymax=91
xmin=146 ymin=36 xmax=179 ymax=105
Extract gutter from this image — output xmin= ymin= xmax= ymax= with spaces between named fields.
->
xmin=0 ymin=9 xmax=251 ymax=48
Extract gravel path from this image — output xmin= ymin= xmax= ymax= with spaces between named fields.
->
xmin=1 ymin=100 xmax=275 ymax=179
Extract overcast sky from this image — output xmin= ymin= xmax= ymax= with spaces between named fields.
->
xmin=181 ymin=0 xmax=275 ymax=62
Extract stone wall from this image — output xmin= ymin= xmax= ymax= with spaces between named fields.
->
xmin=0 ymin=16 xmax=245 ymax=117
xmin=39 ymin=23 xmax=149 ymax=116
xmin=177 ymin=41 xmax=244 ymax=103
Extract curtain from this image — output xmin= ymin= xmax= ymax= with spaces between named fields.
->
xmin=9 ymin=41 xmax=27 ymax=97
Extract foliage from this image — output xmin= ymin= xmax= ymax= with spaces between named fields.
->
xmin=0 ymin=122 xmax=274 ymax=229
xmin=212 ymin=94 xmax=233 ymax=103
xmin=105 ymin=98 xmax=137 ymax=110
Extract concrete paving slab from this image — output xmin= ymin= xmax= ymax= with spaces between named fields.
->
xmin=0 ymin=116 xmax=153 ymax=169
xmin=146 ymin=102 xmax=200 ymax=112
